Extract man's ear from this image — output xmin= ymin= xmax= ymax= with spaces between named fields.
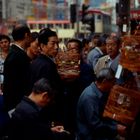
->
xmin=40 ymin=43 xmax=46 ymax=50
xmin=42 ymin=92 xmax=48 ymax=99
xmin=25 ymin=32 xmax=30 ymax=38
xmin=99 ymin=79 xmax=106 ymax=84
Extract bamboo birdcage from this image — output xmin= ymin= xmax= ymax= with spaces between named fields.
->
xmin=119 ymin=30 xmax=140 ymax=72
xmin=103 ymin=79 xmax=140 ymax=126
xmin=55 ymin=49 xmax=80 ymax=80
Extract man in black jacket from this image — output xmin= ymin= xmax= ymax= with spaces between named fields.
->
xmin=30 ymin=28 xmax=65 ymax=126
xmin=3 ymin=24 xmax=31 ymax=111
xmin=8 ymin=78 xmax=67 ymax=140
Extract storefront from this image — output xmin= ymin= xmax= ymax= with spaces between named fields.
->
xmin=130 ymin=9 xmax=140 ymax=34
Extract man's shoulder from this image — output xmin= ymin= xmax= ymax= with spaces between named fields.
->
xmin=88 ymin=47 xmax=102 ymax=58
xmin=12 ymin=97 xmax=39 ymax=119
xmin=7 ymin=45 xmax=25 ymax=57
xmin=33 ymin=55 xmax=52 ymax=62
xmin=81 ymin=83 xmax=97 ymax=97
xmin=31 ymin=55 xmax=54 ymax=68
xmin=88 ymin=47 xmax=97 ymax=55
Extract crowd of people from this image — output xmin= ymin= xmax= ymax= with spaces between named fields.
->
xmin=0 ymin=24 xmax=139 ymax=140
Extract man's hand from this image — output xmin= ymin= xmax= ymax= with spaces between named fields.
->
xmin=117 ymin=124 xmax=127 ymax=136
xmin=51 ymin=125 xmax=64 ymax=133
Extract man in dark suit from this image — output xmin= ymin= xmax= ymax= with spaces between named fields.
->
xmin=30 ymin=28 xmax=62 ymax=94
xmin=30 ymin=28 xmax=65 ymax=125
xmin=3 ymin=24 xmax=31 ymax=111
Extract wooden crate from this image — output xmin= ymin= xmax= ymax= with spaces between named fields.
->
xmin=103 ymin=85 xmax=140 ymax=125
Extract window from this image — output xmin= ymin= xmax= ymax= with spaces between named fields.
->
xmin=97 ymin=14 xmax=101 ymax=20
xmin=48 ymin=24 xmax=53 ymax=28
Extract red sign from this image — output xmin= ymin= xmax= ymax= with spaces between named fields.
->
xmin=131 ymin=10 xmax=140 ymax=20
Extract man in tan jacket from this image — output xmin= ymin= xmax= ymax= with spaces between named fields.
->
xmin=94 ymin=35 xmax=121 ymax=76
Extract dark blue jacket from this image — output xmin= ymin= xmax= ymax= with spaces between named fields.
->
xmin=79 ymin=62 xmax=95 ymax=92
xmin=76 ymin=82 xmax=118 ymax=140
xmin=87 ymin=47 xmax=104 ymax=69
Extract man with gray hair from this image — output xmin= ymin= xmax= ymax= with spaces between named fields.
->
xmin=94 ymin=35 xmax=121 ymax=76
xmin=76 ymin=68 xmax=126 ymax=140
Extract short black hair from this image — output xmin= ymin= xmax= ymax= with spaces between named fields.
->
xmin=12 ymin=25 xmax=30 ymax=41
xmin=38 ymin=28 xmax=57 ymax=45
xmin=31 ymin=32 xmax=39 ymax=42
xmin=66 ymin=38 xmax=82 ymax=52
xmin=97 ymin=34 xmax=109 ymax=47
xmin=91 ymin=33 xmax=100 ymax=40
xmin=96 ymin=68 xmax=115 ymax=83
xmin=32 ymin=78 xmax=54 ymax=98
xmin=0 ymin=34 xmax=11 ymax=43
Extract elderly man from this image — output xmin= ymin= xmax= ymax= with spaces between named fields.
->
xmin=94 ymin=36 xmax=121 ymax=76
xmin=76 ymin=68 xmax=126 ymax=140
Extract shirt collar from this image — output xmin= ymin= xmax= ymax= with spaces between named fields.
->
xmin=46 ymin=55 xmax=55 ymax=63
xmin=14 ymin=43 xmax=24 ymax=51
xmin=105 ymin=55 xmax=113 ymax=67
xmin=107 ymin=55 xmax=111 ymax=61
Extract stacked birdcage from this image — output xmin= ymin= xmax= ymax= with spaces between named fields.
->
xmin=119 ymin=25 xmax=140 ymax=72
xmin=103 ymin=77 xmax=140 ymax=125
xmin=56 ymin=49 xmax=80 ymax=80
xmin=103 ymin=26 xmax=140 ymax=126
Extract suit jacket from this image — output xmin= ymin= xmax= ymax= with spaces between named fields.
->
xmin=30 ymin=54 xmax=64 ymax=122
xmin=30 ymin=54 xmax=63 ymax=94
xmin=3 ymin=44 xmax=31 ymax=111
xmin=8 ymin=96 xmax=53 ymax=140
